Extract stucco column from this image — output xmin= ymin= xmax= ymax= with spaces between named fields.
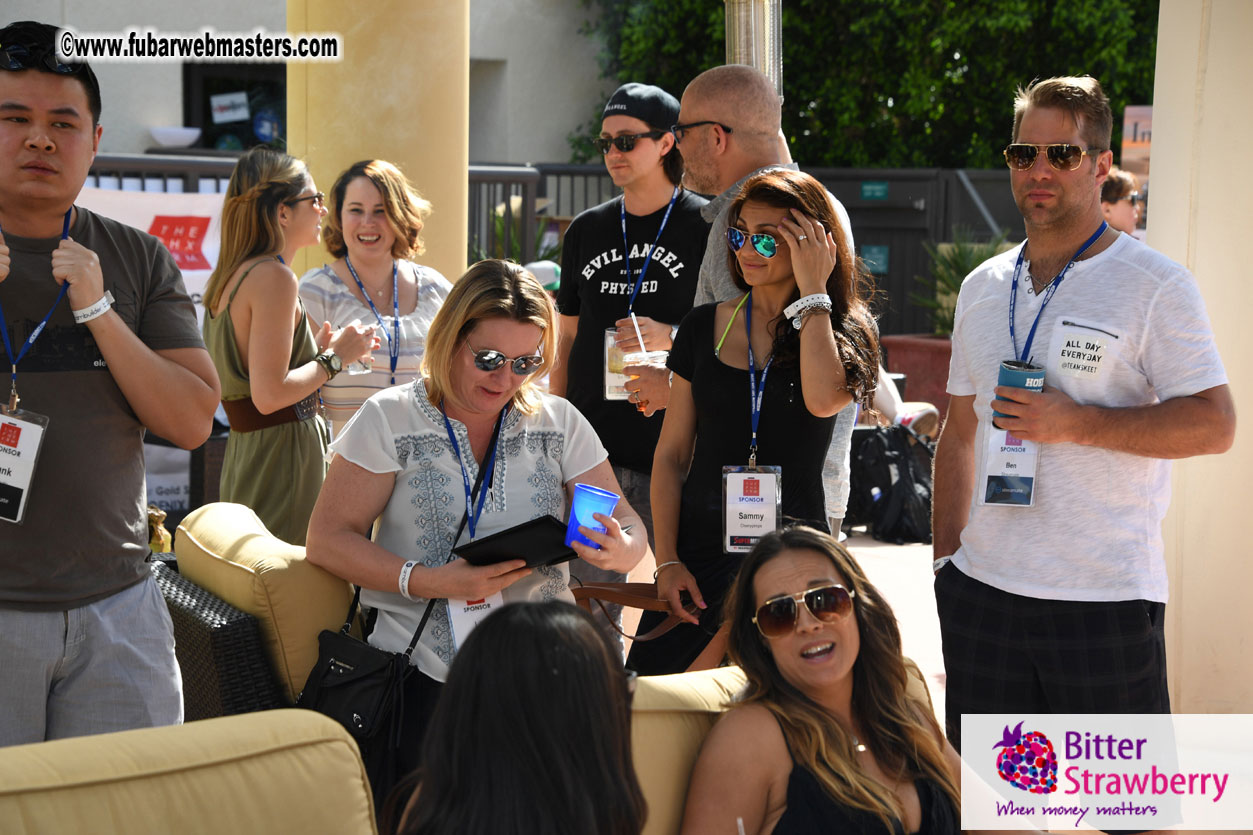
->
xmin=1151 ymin=0 xmax=1251 ymax=712
xmin=286 ymin=0 xmax=469 ymax=282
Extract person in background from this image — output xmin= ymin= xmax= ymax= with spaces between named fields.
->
xmin=681 ymin=527 xmax=959 ymax=834
xmin=392 ymin=601 xmax=646 ymax=835
xmin=307 ymin=259 xmax=649 ymax=796
xmin=551 ymin=82 xmax=709 ymax=639
xmin=299 ymin=159 xmax=452 ymax=436
xmin=1099 ymin=165 xmax=1141 ymax=235
xmin=203 ymin=147 xmax=375 ymax=545
xmin=631 ymin=168 xmax=878 ymax=674
xmin=0 ymin=20 xmax=219 ymax=746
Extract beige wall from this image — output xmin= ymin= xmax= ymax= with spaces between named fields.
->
xmin=1150 ymin=0 xmax=1252 ymax=712
xmin=286 ymin=0 xmax=469 ymax=284
xmin=5 ymin=0 xmax=285 ymax=153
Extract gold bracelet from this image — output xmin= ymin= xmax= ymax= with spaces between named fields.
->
xmin=653 ymin=560 xmax=683 ymax=581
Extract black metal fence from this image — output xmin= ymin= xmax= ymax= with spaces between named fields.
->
xmin=88 ymin=154 xmax=1019 ymax=335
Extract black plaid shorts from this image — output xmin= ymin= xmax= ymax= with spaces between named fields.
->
xmin=934 ymin=561 xmax=1169 ymax=754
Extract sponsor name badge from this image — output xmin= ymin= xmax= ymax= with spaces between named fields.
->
xmin=0 ymin=408 xmax=49 ymax=525
xmin=980 ymin=425 xmax=1039 ymax=507
xmin=447 ymin=591 xmax=504 ymax=652
xmin=722 ymin=466 xmax=781 ymax=552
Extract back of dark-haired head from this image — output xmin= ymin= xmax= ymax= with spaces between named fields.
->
xmin=725 ymin=169 xmax=880 ymax=405
xmin=0 ymin=21 xmax=102 ymax=125
xmin=1012 ymin=76 xmax=1112 ymax=152
xmin=1101 ymin=166 xmax=1138 ymax=204
xmin=397 ymin=602 xmax=646 ymax=835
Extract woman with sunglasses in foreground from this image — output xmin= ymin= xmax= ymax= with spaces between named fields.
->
xmin=307 ymin=259 xmax=648 ymax=791
xmin=391 ymin=601 xmax=645 ymax=835
xmin=203 ymin=147 xmax=376 ymax=544
xmin=682 ymin=527 xmax=960 ymax=834
xmin=628 ymin=168 xmax=879 ymax=674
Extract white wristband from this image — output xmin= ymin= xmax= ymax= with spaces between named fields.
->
xmin=72 ymin=290 xmax=114 ymax=324
xmin=783 ymin=293 xmax=831 ymax=321
xmin=398 ymin=560 xmax=419 ymax=601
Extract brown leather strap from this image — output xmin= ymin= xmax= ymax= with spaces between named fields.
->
xmin=571 ymin=581 xmax=698 ymax=644
xmin=222 ymin=393 xmax=318 ymax=433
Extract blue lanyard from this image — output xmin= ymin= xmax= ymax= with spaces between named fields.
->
xmin=619 ymin=186 xmax=679 ymax=315
xmin=441 ymin=404 xmax=506 ymax=542
xmin=0 ymin=210 xmax=74 ymax=411
xmin=744 ymin=291 xmax=773 ymax=467
xmin=1009 ymin=221 xmax=1107 ymax=364
xmin=344 ymin=255 xmax=400 ymax=385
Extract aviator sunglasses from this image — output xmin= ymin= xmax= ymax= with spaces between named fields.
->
xmin=753 ymin=583 xmax=856 ymax=639
xmin=726 ymin=226 xmax=778 ymax=259
xmin=465 ymin=341 xmax=545 ymax=376
xmin=1003 ymin=143 xmax=1103 ymax=172
xmin=594 ymin=130 xmax=666 ymax=154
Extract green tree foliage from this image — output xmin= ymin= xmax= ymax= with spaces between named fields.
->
xmin=574 ymin=0 xmax=1158 ymax=167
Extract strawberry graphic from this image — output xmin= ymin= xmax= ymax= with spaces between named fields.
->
xmin=993 ymin=721 xmax=1058 ymax=794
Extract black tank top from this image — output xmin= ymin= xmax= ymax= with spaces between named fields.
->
xmin=773 ymin=747 xmax=958 ymax=834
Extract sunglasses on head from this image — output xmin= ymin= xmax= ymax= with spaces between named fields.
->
xmin=594 ymin=130 xmax=665 ymax=154
xmin=465 ymin=341 xmax=545 ymax=375
xmin=753 ymin=583 xmax=856 ymax=639
xmin=1003 ymin=143 xmax=1102 ymax=172
xmin=285 ymin=191 xmax=325 ymax=208
xmin=0 ymin=41 xmax=83 ymax=75
xmin=726 ymin=227 xmax=778 ymax=258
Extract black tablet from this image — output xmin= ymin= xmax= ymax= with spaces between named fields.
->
xmin=452 ymin=515 xmax=577 ymax=568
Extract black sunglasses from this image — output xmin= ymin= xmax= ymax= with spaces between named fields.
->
xmin=594 ymin=130 xmax=665 ymax=154
xmin=0 ymin=42 xmax=82 ymax=75
xmin=466 ymin=341 xmax=545 ymax=376
xmin=1003 ymin=143 xmax=1102 ymax=172
xmin=670 ymin=120 xmax=734 ymax=144
xmin=1122 ymin=191 xmax=1142 ymax=207
xmin=285 ymin=191 xmax=325 ymax=208
xmin=726 ymin=227 xmax=778 ymax=258
xmin=753 ymin=583 xmax=856 ymax=639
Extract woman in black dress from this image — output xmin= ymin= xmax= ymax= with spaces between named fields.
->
xmin=628 ymin=169 xmax=879 ymax=674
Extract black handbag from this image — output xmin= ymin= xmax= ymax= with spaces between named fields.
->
xmin=296 ymin=587 xmax=434 ymax=746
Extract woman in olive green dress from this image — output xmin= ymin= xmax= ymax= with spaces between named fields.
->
xmin=202 ymin=148 xmax=375 ymax=544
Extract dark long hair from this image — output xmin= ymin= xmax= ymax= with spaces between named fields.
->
xmin=396 ymin=602 xmax=646 ymax=835
xmin=724 ymin=527 xmax=959 ymax=832
xmin=726 ymin=169 xmax=880 ymax=406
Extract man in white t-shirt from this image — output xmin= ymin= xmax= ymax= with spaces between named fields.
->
xmin=932 ymin=76 xmax=1235 ymax=753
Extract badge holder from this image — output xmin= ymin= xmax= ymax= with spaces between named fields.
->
xmin=603 ymin=327 xmax=631 ymax=400
xmin=0 ymin=392 xmax=49 ymax=525
xmin=722 ymin=465 xmax=782 ymax=553
xmin=979 ymin=425 xmax=1039 ymax=507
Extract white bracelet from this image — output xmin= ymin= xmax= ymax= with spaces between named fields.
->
xmin=653 ymin=560 xmax=683 ymax=581
xmin=932 ymin=556 xmax=951 ymax=575
xmin=72 ymin=290 xmax=114 ymax=324
xmin=398 ymin=560 xmax=419 ymax=601
xmin=783 ymin=293 xmax=831 ymax=321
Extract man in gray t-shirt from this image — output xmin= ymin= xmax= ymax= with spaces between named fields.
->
xmin=0 ymin=21 xmax=221 ymax=746
xmin=932 ymin=75 xmax=1234 ymax=752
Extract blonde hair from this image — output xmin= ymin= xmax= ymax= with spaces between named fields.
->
xmin=205 ymin=147 xmax=309 ymax=310
xmin=421 ymin=260 xmax=556 ymax=416
xmin=322 ymin=159 xmax=432 ymax=260
xmin=724 ymin=527 xmax=960 ymax=833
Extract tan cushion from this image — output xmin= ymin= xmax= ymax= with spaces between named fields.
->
xmin=174 ymin=502 xmax=354 ymax=703
xmin=0 ymin=710 xmax=377 ymax=835
xmin=630 ymin=660 xmax=932 ymax=835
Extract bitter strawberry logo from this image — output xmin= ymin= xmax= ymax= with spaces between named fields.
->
xmin=0 ymin=422 xmax=20 ymax=448
xmin=994 ymin=721 xmax=1058 ymax=794
xmin=743 ymin=478 xmax=759 ymax=496
xmin=148 ymin=216 xmax=211 ymax=270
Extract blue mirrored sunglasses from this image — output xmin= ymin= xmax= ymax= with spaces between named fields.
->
xmin=726 ymin=227 xmax=778 ymax=258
